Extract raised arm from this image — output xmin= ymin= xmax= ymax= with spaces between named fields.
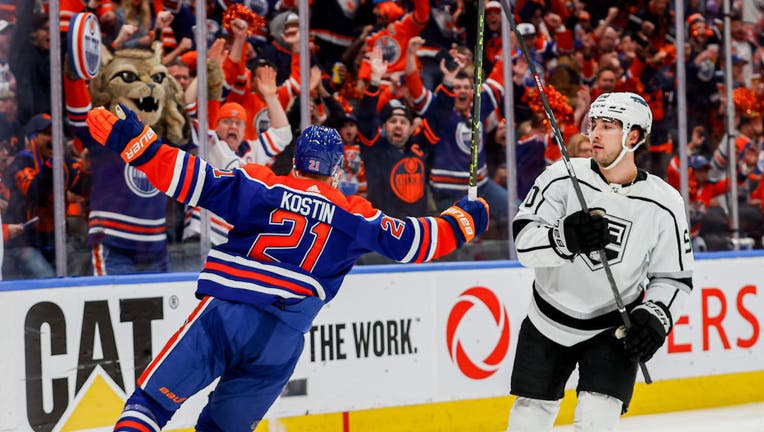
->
xmin=256 ymin=65 xmax=288 ymax=131
xmin=357 ymin=47 xmax=388 ymax=144
xmin=85 ymin=105 xmax=251 ymax=225
xmin=357 ymin=196 xmax=490 ymax=263
xmin=254 ymin=65 xmax=292 ymax=160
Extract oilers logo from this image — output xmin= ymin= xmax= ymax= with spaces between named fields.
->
xmin=582 ymin=213 xmax=632 ymax=270
xmin=254 ymin=108 xmax=271 ymax=135
xmin=68 ymin=12 xmax=102 ymax=80
xmin=124 ymin=164 xmax=160 ymax=198
xmin=390 ymin=157 xmax=425 ymax=203
xmin=375 ymin=36 xmax=402 ymax=64
xmin=455 ymin=121 xmax=482 ymax=156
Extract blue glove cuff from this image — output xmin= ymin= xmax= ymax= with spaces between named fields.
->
xmin=441 ymin=214 xmax=466 ymax=247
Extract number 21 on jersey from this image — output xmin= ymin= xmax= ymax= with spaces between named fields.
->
xmin=248 ymin=209 xmax=331 ymax=272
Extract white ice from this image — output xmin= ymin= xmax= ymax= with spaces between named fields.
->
xmin=552 ymin=402 xmax=764 ymax=432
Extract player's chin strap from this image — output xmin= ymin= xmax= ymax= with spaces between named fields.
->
xmin=602 ymin=131 xmax=646 ymax=170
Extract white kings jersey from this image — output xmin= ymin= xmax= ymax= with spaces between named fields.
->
xmin=513 ymin=158 xmax=694 ymax=347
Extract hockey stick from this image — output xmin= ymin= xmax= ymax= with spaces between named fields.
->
xmin=468 ymin=0 xmax=486 ymax=201
xmin=495 ymin=0 xmax=652 ymax=384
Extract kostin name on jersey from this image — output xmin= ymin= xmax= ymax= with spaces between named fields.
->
xmin=280 ymin=191 xmax=336 ymax=224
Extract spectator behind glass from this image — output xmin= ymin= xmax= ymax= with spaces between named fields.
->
xmin=113 ymin=0 xmax=154 ymax=49
xmin=166 ymin=58 xmax=194 ymax=114
xmin=167 ymin=58 xmax=191 ymax=92
xmin=590 ymin=65 xmax=618 ymax=100
xmin=685 ymin=16 xmax=721 ymax=131
xmin=709 ymin=88 xmax=763 ymax=193
xmin=730 ymin=13 xmax=755 ymax=87
xmin=0 ymin=20 xmax=15 ymax=99
xmin=627 ymin=0 xmax=674 ymax=50
xmin=334 ymin=113 xmax=367 ymax=198
xmin=566 ymin=133 xmax=592 ymax=158
xmin=286 ymin=0 xmax=373 ymax=73
xmin=224 ymin=17 xmax=305 ymax=139
xmin=481 ymin=1 xmax=504 ymax=75
xmin=0 ymin=131 xmax=22 ymax=281
xmin=417 ymin=62 xmax=509 ymax=231
xmin=0 ymin=121 xmax=15 ymax=210
xmin=356 ymin=46 xmax=447 ymax=218
xmin=357 ymin=0 xmax=429 ymax=82
xmin=3 ymin=114 xmax=88 ymax=279
xmin=0 ymin=91 xmax=23 ymax=154
xmin=9 ymin=3 xmax=50 ymax=125
xmin=686 ymin=155 xmax=729 ymax=248
xmin=215 ymin=66 xmax=292 ymax=165
xmin=260 ymin=11 xmax=305 ymax=85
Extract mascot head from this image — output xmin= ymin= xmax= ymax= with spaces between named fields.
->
xmin=89 ymin=42 xmax=190 ymax=146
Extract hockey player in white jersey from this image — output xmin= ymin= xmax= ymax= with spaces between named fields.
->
xmin=508 ymin=92 xmax=694 ymax=432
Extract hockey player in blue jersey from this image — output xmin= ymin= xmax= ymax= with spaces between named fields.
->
xmin=86 ymin=105 xmax=489 ymax=432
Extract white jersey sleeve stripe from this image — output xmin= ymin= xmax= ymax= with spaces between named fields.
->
xmin=626 ymin=196 xmax=687 ymax=271
xmin=400 ymin=217 xmax=422 ymax=263
xmin=187 ymin=159 xmax=208 ymax=208
xmin=166 ymin=150 xmax=185 ymax=198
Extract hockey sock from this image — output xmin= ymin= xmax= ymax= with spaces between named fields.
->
xmin=114 ymin=389 xmax=174 ymax=432
xmin=573 ymin=391 xmax=622 ymax=432
xmin=507 ymin=396 xmax=561 ymax=432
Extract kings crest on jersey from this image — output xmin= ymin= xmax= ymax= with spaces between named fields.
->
xmin=513 ymin=158 xmax=694 ymax=347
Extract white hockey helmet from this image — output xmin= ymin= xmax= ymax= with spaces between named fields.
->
xmin=587 ymin=92 xmax=653 ymax=169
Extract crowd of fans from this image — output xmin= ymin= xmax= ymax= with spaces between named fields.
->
xmin=1 ymin=0 xmax=764 ymax=280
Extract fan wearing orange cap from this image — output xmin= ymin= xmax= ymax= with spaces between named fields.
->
xmin=214 ymin=65 xmax=292 ymax=166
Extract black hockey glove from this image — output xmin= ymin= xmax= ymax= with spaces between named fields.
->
xmin=550 ymin=210 xmax=610 ymax=257
xmin=623 ymin=301 xmax=672 ymax=362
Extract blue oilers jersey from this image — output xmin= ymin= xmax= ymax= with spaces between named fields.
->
xmin=137 ymin=144 xmax=463 ymax=331
xmin=426 ymin=84 xmax=501 ymax=197
xmin=85 ymin=137 xmax=168 ymax=252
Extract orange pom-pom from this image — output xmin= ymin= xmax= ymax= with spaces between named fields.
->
xmin=223 ymin=4 xmax=266 ymax=37
xmin=521 ymin=84 xmax=574 ymax=130
xmin=733 ymin=87 xmax=760 ymax=118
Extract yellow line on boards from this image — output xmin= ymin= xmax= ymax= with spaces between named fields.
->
xmin=168 ymin=371 xmax=764 ymax=432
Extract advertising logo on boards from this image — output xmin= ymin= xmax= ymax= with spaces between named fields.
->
xmin=446 ymin=286 xmax=510 ymax=379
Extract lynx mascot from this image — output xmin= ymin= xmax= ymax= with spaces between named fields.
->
xmin=66 ymin=41 xmax=191 ymax=275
